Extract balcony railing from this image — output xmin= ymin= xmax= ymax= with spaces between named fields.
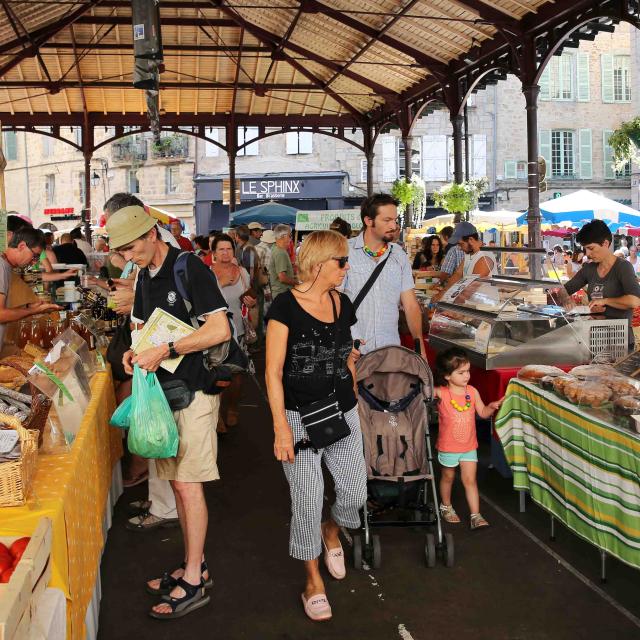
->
xmin=151 ymin=135 xmax=190 ymax=159
xmin=112 ymin=137 xmax=148 ymax=163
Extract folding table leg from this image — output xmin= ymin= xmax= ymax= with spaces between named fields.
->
xmin=519 ymin=491 xmax=526 ymax=513
xmin=550 ymin=515 xmax=556 ymax=541
xmin=600 ymin=550 xmax=607 ymax=583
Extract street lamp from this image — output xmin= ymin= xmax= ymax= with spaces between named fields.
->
xmin=91 ymin=171 xmax=100 ymax=187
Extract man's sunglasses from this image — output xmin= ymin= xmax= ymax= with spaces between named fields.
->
xmin=331 ymin=256 xmax=349 ymax=268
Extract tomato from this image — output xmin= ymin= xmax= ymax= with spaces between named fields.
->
xmin=0 ymin=543 xmax=10 ymax=559
xmin=0 ymin=566 xmax=14 ymax=583
xmin=9 ymin=537 xmax=29 ymax=562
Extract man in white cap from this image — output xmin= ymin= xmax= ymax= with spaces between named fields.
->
xmin=248 ymin=221 xmax=264 ymax=246
xmin=106 ymin=205 xmax=230 ymax=619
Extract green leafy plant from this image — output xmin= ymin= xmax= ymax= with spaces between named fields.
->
xmin=609 ymin=116 xmax=640 ymax=171
xmin=433 ymin=177 xmax=488 ymax=221
xmin=391 ymin=174 xmax=427 ymax=223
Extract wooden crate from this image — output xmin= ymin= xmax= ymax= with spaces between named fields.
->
xmin=0 ymin=518 xmax=52 ymax=640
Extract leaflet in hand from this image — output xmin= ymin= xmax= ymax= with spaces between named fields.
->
xmin=132 ymin=307 xmax=194 ymax=373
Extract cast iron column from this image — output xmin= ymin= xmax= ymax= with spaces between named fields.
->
xmin=226 ymin=124 xmax=237 ymax=221
xmin=81 ymin=119 xmax=94 ymax=242
xmin=464 ymin=103 xmax=470 ymax=181
xmin=523 ymin=84 xmax=541 ymax=248
xmin=451 ymin=114 xmax=464 ymax=184
xmin=363 ymin=125 xmax=375 ymax=196
xmin=402 ymin=133 xmax=413 ymax=227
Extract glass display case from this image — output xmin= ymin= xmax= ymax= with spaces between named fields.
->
xmin=428 ymin=250 xmax=628 ymax=369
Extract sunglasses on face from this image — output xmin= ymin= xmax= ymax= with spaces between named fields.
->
xmin=331 ymin=256 xmax=349 ymax=268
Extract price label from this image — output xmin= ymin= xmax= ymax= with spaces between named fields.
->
xmin=441 ymin=276 xmax=478 ymax=303
xmin=474 ymin=321 xmax=492 ymax=353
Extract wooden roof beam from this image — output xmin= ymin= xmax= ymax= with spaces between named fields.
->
xmin=230 ymin=28 xmax=244 ymax=117
xmin=75 ymin=16 xmax=235 ymax=27
xmin=448 ymin=0 xmax=522 ymax=32
xmin=299 ymin=0 xmax=448 ymax=79
xmin=0 ymin=80 xmax=324 ymax=90
xmin=39 ymin=42 xmax=269 ymax=53
xmin=0 ymin=1 xmax=100 ymax=56
xmin=207 ymin=5 xmax=396 ymax=97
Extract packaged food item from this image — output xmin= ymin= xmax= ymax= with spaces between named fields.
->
xmin=562 ymin=380 xmax=612 ymax=407
xmin=517 ymin=365 xmax=566 ymax=382
xmin=612 ymin=395 xmax=640 ymax=416
xmin=539 ymin=376 xmax=556 ymax=392
xmin=552 ymin=375 xmax=576 ymax=395
xmin=570 ymin=364 xmax=618 ymax=379
xmin=604 ymin=376 xmax=640 ymax=398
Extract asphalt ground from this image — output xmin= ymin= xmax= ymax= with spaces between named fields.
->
xmin=98 ymin=363 xmax=640 ymax=640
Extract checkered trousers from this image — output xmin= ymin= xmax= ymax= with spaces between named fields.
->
xmin=282 ymin=406 xmax=367 ymax=561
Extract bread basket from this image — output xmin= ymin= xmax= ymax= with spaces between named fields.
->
xmin=0 ymin=414 xmax=39 ymax=507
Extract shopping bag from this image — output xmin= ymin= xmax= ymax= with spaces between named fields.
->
xmin=110 ymin=395 xmax=132 ymax=429
xmin=128 ymin=365 xmax=179 ymax=459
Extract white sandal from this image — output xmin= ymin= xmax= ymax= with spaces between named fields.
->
xmin=439 ymin=504 xmax=461 ymax=524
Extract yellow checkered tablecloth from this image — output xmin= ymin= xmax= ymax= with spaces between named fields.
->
xmin=0 ymin=371 xmax=121 ymax=639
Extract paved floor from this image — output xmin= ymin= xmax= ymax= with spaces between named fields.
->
xmin=98 ymin=370 xmax=640 ymax=640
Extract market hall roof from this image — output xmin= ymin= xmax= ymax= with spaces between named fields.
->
xmin=0 ymin=0 xmax=633 ymax=127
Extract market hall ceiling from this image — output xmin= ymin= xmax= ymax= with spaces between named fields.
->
xmin=0 ymin=0 xmax=632 ymax=127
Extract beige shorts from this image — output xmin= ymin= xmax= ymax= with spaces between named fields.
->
xmin=156 ymin=391 xmax=221 ymax=483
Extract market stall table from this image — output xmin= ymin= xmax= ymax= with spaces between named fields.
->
xmin=495 ymin=378 xmax=640 ymax=573
xmin=0 ymin=370 xmax=121 ymax=640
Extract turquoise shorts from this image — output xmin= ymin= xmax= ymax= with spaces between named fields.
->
xmin=438 ymin=450 xmax=478 ymax=467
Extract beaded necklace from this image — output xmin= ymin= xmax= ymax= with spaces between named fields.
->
xmin=363 ymin=243 xmax=388 ymax=258
xmin=449 ymin=386 xmax=472 ymax=412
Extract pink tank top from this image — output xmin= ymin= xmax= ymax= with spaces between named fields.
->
xmin=436 ymin=385 xmax=478 ymax=453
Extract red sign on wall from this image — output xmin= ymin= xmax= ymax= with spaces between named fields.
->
xmin=44 ymin=207 xmax=74 ymax=215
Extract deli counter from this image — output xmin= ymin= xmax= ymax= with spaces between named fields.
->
xmin=428 ymin=249 xmax=628 ymax=369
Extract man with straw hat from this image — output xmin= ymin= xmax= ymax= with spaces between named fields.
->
xmin=106 ymin=205 xmax=230 ymax=619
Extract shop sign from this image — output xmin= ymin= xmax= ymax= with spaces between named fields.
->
xmin=241 ymin=179 xmax=301 ymax=199
xmin=44 ymin=207 xmax=75 ymax=216
xmin=295 ymin=209 xmax=362 ymax=231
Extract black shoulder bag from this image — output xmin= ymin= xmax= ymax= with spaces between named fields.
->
xmin=294 ymin=292 xmax=351 ymax=454
xmin=352 ymin=246 xmax=392 ymax=311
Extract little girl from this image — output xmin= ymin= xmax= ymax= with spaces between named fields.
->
xmin=434 ymin=347 xmax=502 ymax=530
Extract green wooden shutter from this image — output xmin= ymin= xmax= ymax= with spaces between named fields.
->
xmin=577 ymin=53 xmax=590 ymax=102
xmin=539 ymin=65 xmax=551 ymax=101
xmin=579 ymin=129 xmax=592 ymax=179
xmin=3 ymin=131 xmax=17 ymax=161
xmin=539 ymin=130 xmax=552 ymax=177
xmin=603 ymin=130 xmax=615 ymax=179
xmin=504 ymin=161 xmax=517 ymax=179
xmin=601 ymin=54 xmax=614 ymax=103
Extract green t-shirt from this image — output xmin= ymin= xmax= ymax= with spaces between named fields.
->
xmin=269 ymin=245 xmax=294 ymax=299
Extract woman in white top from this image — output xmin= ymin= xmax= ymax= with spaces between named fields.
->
xmin=210 ymin=233 xmax=256 ymax=431
xmin=628 ymin=245 xmax=640 ymax=274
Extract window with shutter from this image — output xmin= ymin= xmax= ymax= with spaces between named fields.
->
xmin=603 ymin=130 xmax=631 ymax=178
xmin=539 ymin=65 xmax=551 ymax=101
xmin=551 ymin=130 xmax=575 ymax=177
xmin=360 ymin=158 xmax=368 ymax=183
xmin=78 ymin=172 xmax=86 ymax=205
xmin=299 ymin=131 xmax=313 ymax=154
xmin=539 ymin=130 xmax=552 ymax=177
xmin=205 ymin=129 xmax=219 ymax=157
xmin=504 ymin=161 xmax=517 ymax=179
xmin=285 ymin=131 xmax=298 ymax=155
xmin=238 ymin=127 xmax=259 ymax=156
xmin=381 ymin=136 xmax=397 ymax=182
xmin=421 ymin=135 xmax=447 ymax=181
xmin=601 ymin=54 xmax=614 ymax=103
xmin=516 ymin=161 xmax=527 ymax=179
xmin=579 ymin=129 xmax=592 ymax=179
xmin=398 ymin=137 xmax=421 ymax=178
xmin=577 ymin=53 xmax=590 ymax=102
xmin=3 ymin=131 xmax=17 ymax=161
xmin=472 ymin=135 xmax=486 ymax=178
xmin=613 ymin=55 xmax=631 ymax=102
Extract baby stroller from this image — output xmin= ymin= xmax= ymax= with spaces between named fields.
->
xmin=353 ymin=344 xmax=453 ymax=569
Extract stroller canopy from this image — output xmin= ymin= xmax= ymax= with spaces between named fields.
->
xmin=356 ymin=345 xmax=434 ymax=403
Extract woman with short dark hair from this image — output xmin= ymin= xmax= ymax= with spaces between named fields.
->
xmin=565 ymin=220 xmax=640 ymax=350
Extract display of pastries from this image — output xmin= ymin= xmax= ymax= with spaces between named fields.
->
xmin=569 ymin=364 xmax=617 ymax=379
xmin=613 ymin=395 xmax=640 ymax=416
xmin=605 ymin=377 xmax=639 ymax=398
xmin=552 ymin=375 xmax=576 ymax=395
xmin=517 ymin=365 xmax=566 ymax=381
xmin=562 ymin=380 xmax=612 ymax=407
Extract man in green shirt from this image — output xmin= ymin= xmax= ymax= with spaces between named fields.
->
xmin=268 ymin=224 xmax=296 ymax=299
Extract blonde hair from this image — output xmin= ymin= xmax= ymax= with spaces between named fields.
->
xmin=297 ymin=230 xmax=348 ymax=282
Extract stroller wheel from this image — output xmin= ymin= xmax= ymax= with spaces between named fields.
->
xmin=371 ymin=535 xmax=382 ymax=569
xmin=353 ymin=535 xmax=363 ymax=570
xmin=444 ymin=533 xmax=455 ymax=568
xmin=425 ymin=533 xmax=436 ymax=568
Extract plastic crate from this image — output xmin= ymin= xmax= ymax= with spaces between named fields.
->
xmin=589 ymin=320 xmax=628 ymax=362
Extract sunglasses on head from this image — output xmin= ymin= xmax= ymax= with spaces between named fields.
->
xmin=331 ymin=256 xmax=349 ymax=268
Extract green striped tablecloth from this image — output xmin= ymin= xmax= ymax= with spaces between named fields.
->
xmin=495 ymin=379 xmax=640 ymax=569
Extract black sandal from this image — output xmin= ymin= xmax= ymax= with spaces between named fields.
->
xmin=146 ymin=562 xmax=214 ymax=596
xmin=148 ymin=577 xmax=210 ymax=620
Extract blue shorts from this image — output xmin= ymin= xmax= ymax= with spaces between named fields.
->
xmin=438 ymin=449 xmax=478 ymax=467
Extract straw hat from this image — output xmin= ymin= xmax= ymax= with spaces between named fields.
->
xmin=261 ymin=230 xmax=276 ymax=244
xmin=105 ymin=206 xmax=156 ymax=249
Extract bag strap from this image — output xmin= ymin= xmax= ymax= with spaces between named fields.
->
xmin=352 ymin=246 xmax=392 ymax=311
xmin=173 ymin=252 xmax=198 ymax=330
xmin=328 ymin=290 xmax=340 ymax=393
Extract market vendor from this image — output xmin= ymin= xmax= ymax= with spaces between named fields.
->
xmin=564 ymin=220 xmax=640 ymax=349
xmin=0 ymin=227 xmax=61 ymax=351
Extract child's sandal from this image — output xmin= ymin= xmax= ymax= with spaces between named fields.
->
xmin=470 ymin=513 xmax=490 ymax=530
xmin=439 ymin=504 xmax=461 ymax=524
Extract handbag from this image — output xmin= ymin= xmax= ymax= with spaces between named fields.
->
xmin=293 ymin=292 xmax=351 ymax=454
xmin=241 ymin=304 xmax=258 ymax=344
xmin=106 ymin=315 xmax=132 ymax=381
xmin=160 ymin=378 xmax=195 ymax=411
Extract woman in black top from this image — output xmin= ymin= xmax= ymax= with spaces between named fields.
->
xmin=265 ymin=230 xmax=367 ymax=622
xmin=412 ymin=234 xmax=444 ymax=271
xmin=565 ymin=220 xmax=640 ymax=350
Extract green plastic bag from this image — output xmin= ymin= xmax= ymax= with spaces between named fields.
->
xmin=128 ymin=365 xmax=179 ymax=459
xmin=110 ymin=395 xmax=132 ymax=429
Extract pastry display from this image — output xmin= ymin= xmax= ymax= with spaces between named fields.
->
xmin=517 ymin=365 xmax=566 ymax=381
xmin=569 ymin=364 xmax=618 ymax=379
xmin=562 ymin=380 xmax=612 ymax=407
xmin=605 ymin=377 xmax=639 ymax=398
xmin=539 ymin=375 xmax=556 ymax=392
xmin=612 ymin=395 xmax=640 ymax=416
xmin=552 ymin=375 xmax=577 ymax=395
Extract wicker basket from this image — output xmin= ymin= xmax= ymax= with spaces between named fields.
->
xmin=0 ymin=414 xmax=38 ymax=507
xmin=0 ymin=358 xmax=52 ymax=446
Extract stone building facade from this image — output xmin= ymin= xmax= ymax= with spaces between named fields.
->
xmin=1 ymin=23 xmax=635 ymax=233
